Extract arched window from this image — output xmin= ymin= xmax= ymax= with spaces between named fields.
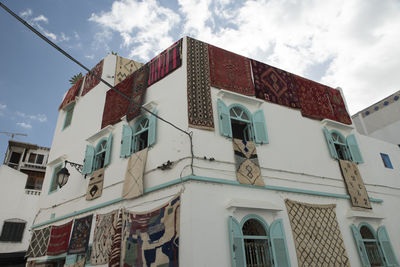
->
xmin=331 ymin=131 xmax=351 ymax=161
xmin=133 ymin=117 xmax=150 ymax=153
xmin=230 ymin=106 xmax=253 ymax=141
xmin=359 ymin=225 xmax=384 ymax=266
xmin=94 ymin=139 xmax=107 ymax=170
xmin=82 ymin=133 xmax=113 ymax=175
xmin=242 ymin=218 xmax=272 ymax=267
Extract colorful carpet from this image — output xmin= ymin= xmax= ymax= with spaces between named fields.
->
xmin=90 ymin=210 xmax=119 ymax=265
xmin=339 ymin=159 xmax=371 ymax=209
xmin=232 ymin=138 xmax=264 ymax=186
xmin=326 ymin=88 xmax=352 ymax=125
xmin=68 ymin=215 xmax=93 ymax=255
xmin=208 ymin=45 xmax=254 ymax=96
xmin=82 ymin=59 xmax=104 ymax=96
xmin=26 ymin=226 xmax=51 ymax=258
xmin=46 ymin=221 xmax=73 ymax=256
xmin=59 ymin=78 xmax=83 ymax=110
xmin=114 ymin=56 xmax=143 ymax=86
xmin=285 ymin=199 xmax=350 ymax=266
xmin=251 ymin=59 xmax=301 ymax=109
xmin=187 ymin=37 xmax=215 ymax=130
xmin=86 ymin=168 xmax=104 ymax=201
xmin=294 ymin=75 xmax=336 ymax=121
xmin=126 ymin=64 xmax=148 ymax=122
xmin=109 ymin=211 xmax=122 ymax=267
xmin=122 ymin=148 xmax=148 ymax=200
xmin=148 ymin=39 xmax=182 ymax=86
xmin=121 ymin=195 xmax=180 ymax=267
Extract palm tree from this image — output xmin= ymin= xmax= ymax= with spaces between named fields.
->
xmin=69 ymin=73 xmax=83 ymax=85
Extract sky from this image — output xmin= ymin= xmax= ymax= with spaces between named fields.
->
xmin=0 ymin=0 xmax=399 ymax=163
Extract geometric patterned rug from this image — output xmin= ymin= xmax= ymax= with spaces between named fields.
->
xmin=86 ymin=168 xmax=104 ymax=201
xmin=46 ymin=221 xmax=73 ymax=256
xmin=25 ymin=226 xmax=51 ymax=258
xmin=232 ymin=138 xmax=264 ymax=186
xmin=59 ymin=77 xmax=83 ymax=110
xmin=68 ymin=215 xmax=93 ymax=255
xmin=82 ymin=59 xmax=104 ymax=97
xmin=187 ymin=37 xmax=215 ymax=130
xmin=114 ymin=56 xmax=143 ymax=86
xmin=122 ymin=148 xmax=148 ymax=200
xmin=326 ymin=87 xmax=352 ymax=125
xmin=126 ymin=64 xmax=149 ymax=122
xmin=285 ymin=199 xmax=350 ymax=266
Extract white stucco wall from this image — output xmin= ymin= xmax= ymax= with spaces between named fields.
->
xmin=0 ymin=165 xmax=41 ymax=253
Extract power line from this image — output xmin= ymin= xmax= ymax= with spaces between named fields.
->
xmin=0 ymin=1 xmax=194 ymax=174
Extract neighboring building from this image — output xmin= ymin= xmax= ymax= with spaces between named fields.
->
xmin=0 ymin=141 xmax=49 ymax=266
xmin=352 ymin=90 xmax=400 ymax=146
xmin=26 ymin=37 xmax=400 ymax=267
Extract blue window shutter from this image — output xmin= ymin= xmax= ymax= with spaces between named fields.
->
xmin=148 ymin=109 xmax=157 ymax=147
xmin=351 ymin=224 xmax=370 ymax=267
xmin=252 ymin=110 xmax=269 ymax=144
xmin=323 ymin=127 xmax=338 ymax=159
xmin=228 ymin=216 xmax=245 ymax=267
xmin=82 ymin=145 xmax=95 ymax=175
xmin=120 ymin=125 xmax=133 ymax=158
xmin=270 ymin=219 xmax=291 ymax=267
xmin=217 ymin=99 xmax=232 ymax=138
xmin=104 ymin=133 xmax=113 ymax=167
xmin=65 ymin=254 xmax=78 ymax=265
xmin=347 ymin=134 xmax=364 ymax=163
xmin=377 ymin=226 xmax=399 ymax=266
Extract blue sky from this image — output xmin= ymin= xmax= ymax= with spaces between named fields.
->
xmin=1 ymin=0 xmax=400 ymax=163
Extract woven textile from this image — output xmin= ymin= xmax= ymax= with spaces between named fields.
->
xmin=251 ymin=59 xmax=301 ymax=109
xmin=326 ymin=88 xmax=352 ymax=125
xmin=285 ymin=199 xmax=350 ymax=267
xmin=339 ymin=159 xmax=371 ymax=209
xmin=187 ymin=37 xmax=215 ymax=130
xmin=127 ymin=64 xmax=148 ymax=122
xmin=122 ymin=148 xmax=148 ymax=200
xmin=47 ymin=221 xmax=73 ymax=256
xmin=26 ymin=226 xmax=51 ymax=258
xmin=90 ymin=210 xmax=119 ymax=264
xmin=68 ymin=215 xmax=93 ymax=255
xmin=294 ymin=75 xmax=336 ymax=121
xmin=148 ymin=39 xmax=182 ymax=86
xmin=59 ymin=78 xmax=83 ymax=110
xmin=208 ymin=45 xmax=254 ymax=96
xmin=86 ymin=168 xmax=104 ymax=201
xmin=109 ymin=211 xmax=122 ymax=267
xmin=232 ymin=138 xmax=264 ymax=186
xmin=121 ymin=195 xmax=180 ymax=267
xmin=114 ymin=56 xmax=143 ymax=86
xmin=82 ymin=60 xmax=104 ymax=96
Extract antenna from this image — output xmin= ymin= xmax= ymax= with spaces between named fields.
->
xmin=0 ymin=131 xmax=28 ymax=139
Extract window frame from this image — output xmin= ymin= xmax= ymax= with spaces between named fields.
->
xmin=380 ymin=153 xmax=393 ymax=169
xmin=94 ymin=138 xmax=108 ymax=171
xmin=133 ymin=116 xmax=150 ymax=153
xmin=0 ymin=220 xmax=26 ymax=242
xmin=48 ymin=163 xmax=62 ymax=194
xmin=323 ymin=127 xmax=363 ymax=163
xmin=62 ymin=103 xmax=75 ymax=130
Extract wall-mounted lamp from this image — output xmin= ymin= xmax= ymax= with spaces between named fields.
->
xmin=57 ymin=160 xmax=84 ymax=188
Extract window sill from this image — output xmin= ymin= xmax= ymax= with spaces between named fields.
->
xmin=322 ymin=119 xmax=354 ymax=132
xmin=86 ymin=125 xmax=115 ymax=144
xmin=346 ymin=209 xmax=385 ymax=220
xmin=217 ymin=89 xmax=264 ymax=107
xmin=226 ymin=198 xmax=283 ymax=212
xmin=47 ymin=154 xmax=67 ymax=167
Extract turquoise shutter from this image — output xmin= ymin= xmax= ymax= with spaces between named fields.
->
xmin=377 ymin=226 xmax=399 ymax=266
xmin=217 ymin=99 xmax=232 ymax=138
xmin=228 ymin=216 xmax=245 ymax=267
xmin=104 ymin=133 xmax=113 ymax=167
xmin=82 ymin=145 xmax=95 ymax=175
xmin=323 ymin=127 xmax=338 ymax=159
xmin=148 ymin=109 xmax=157 ymax=147
xmin=347 ymin=134 xmax=364 ymax=163
xmin=120 ymin=125 xmax=133 ymax=158
xmin=65 ymin=254 xmax=78 ymax=265
xmin=252 ymin=109 xmax=269 ymax=144
xmin=351 ymin=224 xmax=370 ymax=267
xmin=270 ymin=219 xmax=291 ymax=267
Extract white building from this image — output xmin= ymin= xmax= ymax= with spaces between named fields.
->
xmin=352 ymin=90 xmax=400 ymax=147
xmin=0 ymin=141 xmax=49 ymax=266
xmin=26 ymin=37 xmax=400 ymax=267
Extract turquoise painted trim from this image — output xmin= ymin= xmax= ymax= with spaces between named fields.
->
xmin=62 ymin=103 xmax=75 ymax=130
xmin=228 ymin=103 xmax=252 ymax=123
xmin=33 ymin=174 xmax=383 ymax=229
xmin=240 ymin=214 xmax=269 ymax=232
xmin=36 ymin=253 xmax=67 ymax=263
xmin=48 ymin=163 xmax=62 ymax=195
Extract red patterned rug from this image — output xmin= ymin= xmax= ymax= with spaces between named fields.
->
xmin=148 ymin=39 xmax=182 ymax=86
xmin=59 ymin=78 xmax=83 ymax=110
xmin=47 ymin=220 xmax=73 ymax=256
xmin=251 ymin=59 xmax=301 ymax=109
xmin=326 ymin=88 xmax=352 ymax=125
xmin=82 ymin=59 xmax=104 ymax=96
xmin=294 ymin=75 xmax=336 ymax=121
xmin=208 ymin=45 xmax=254 ymax=96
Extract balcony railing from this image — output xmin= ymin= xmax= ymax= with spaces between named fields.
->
xmin=25 ymin=189 xmax=41 ymax=196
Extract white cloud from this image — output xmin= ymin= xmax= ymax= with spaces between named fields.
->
xmin=85 ymin=54 xmax=95 ymax=59
xmin=20 ymin=9 xmax=32 ymax=18
xmin=73 ymin=31 xmax=80 ymax=40
xmin=16 ymin=112 xmax=47 ymax=122
xmin=17 ymin=122 xmax=32 ymax=129
xmin=89 ymin=0 xmax=181 ymax=60
xmin=60 ymin=32 xmax=70 ymax=42
xmin=0 ymin=104 xmax=6 ymax=110
xmin=32 ymin=15 xmax=48 ymax=23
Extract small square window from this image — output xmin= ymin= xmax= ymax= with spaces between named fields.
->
xmin=380 ymin=153 xmax=393 ymax=169
xmin=28 ymin=153 xmax=37 ymax=163
xmin=0 ymin=221 xmax=25 ymax=242
xmin=36 ymin=154 xmax=44 ymax=164
xmin=9 ymin=152 xmax=21 ymax=164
